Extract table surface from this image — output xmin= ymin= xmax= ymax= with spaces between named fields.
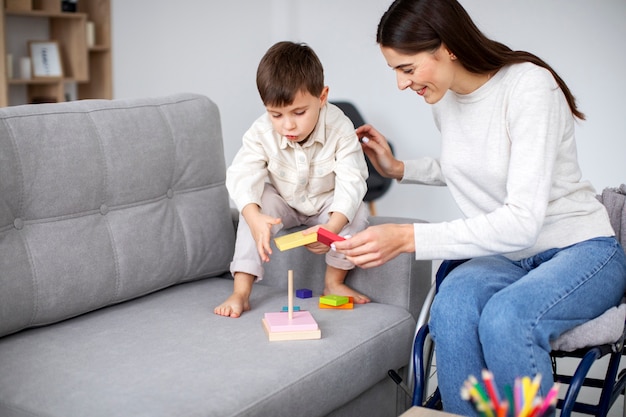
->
xmin=400 ymin=406 xmax=464 ymax=417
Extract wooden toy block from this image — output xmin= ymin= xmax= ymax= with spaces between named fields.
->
xmin=296 ymin=288 xmax=312 ymax=299
xmin=319 ymin=294 xmax=349 ymax=306
xmin=281 ymin=306 xmax=301 ymax=312
xmin=264 ymin=311 xmax=319 ymax=332
xmin=319 ymin=301 xmax=354 ymax=309
xmin=262 ymin=318 xmax=321 ymax=341
xmin=263 ymin=310 xmax=321 ymax=341
xmin=262 ymin=270 xmax=321 ymax=341
xmin=274 ymin=231 xmax=318 ymax=251
xmin=319 ymin=296 xmax=353 ymax=309
xmin=316 ymin=227 xmax=345 ymax=246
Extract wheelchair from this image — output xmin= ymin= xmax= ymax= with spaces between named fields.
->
xmin=403 ymin=254 xmax=626 ymax=417
xmin=389 ymin=186 xmax=626 ymax=416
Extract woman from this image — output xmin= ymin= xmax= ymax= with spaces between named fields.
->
xmin=333 ymin=0 xmax=626 ymax=414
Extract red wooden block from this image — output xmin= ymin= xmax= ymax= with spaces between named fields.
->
xmin=317 ymin=228 xmax=345 ymax=246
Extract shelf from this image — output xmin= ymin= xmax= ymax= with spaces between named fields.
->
xmin=8 ymin=78 xmax=86 ymax=85
xmin=1 ymin=0 xmax=112 ymax=106
xmin=89 ymin=45 xmax=109 ymax=53
xmin=8 ymin=78 xmax=62 ymax=85
xmin=5 ymin=10 xmax=87 ymax=19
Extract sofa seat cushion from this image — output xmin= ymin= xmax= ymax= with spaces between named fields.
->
xmin=0 ymin=277 xmax=415 ymax=417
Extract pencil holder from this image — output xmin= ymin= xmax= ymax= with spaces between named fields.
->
xmin=461 ymin=370 xmax=559 ymax=417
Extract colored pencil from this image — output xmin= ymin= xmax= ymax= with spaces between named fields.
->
xmin=482 ymin=369 xmax=502 ymax=410
xmin=462 ymin=371 xmax=557 ymax=417
xmin=534 ymin=383 xmax=559 ymax=417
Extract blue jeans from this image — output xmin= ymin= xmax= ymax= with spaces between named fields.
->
xmin=429 ymin=237 xmax=626 ymax=416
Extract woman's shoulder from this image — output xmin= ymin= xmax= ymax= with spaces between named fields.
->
xmin=499 ymin=62 xmax=558 ymax=89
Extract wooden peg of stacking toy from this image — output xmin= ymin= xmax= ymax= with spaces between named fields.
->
xmin=262 ymin=270 xmax=321 ymax=341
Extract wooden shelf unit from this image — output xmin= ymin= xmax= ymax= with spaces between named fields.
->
xmin=1 ymin=0 xmax=112 ymax=106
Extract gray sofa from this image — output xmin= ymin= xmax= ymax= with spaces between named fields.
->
xmin=0 ymin=93 xmax=431 ymax=417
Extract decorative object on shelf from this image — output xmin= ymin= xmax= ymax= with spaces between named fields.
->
xmin=61 ymin=0 xmax=77 ymax=12
xmin=6 ymin=54 xmax=13 ymax=79
xmin=19 ymin=56 xmax=31 ymax=80
xmin=86 ymin=21 xmax=96 ymax=48
xmin=29 ymin=41 xmax=63 ymax=79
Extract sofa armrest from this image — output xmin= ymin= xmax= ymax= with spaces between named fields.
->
xmin=260 ymin=216 xmax=432 ymax=321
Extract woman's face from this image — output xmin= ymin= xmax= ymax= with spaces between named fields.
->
xmin=381 ymin=44 xmax=457 ymax=104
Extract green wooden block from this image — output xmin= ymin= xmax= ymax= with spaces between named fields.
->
xmin=319 ymin=295 xmax=349 ymax=307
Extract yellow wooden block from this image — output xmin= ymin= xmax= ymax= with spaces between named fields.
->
xmin=274 ymin=231 xmax=318 ymax=251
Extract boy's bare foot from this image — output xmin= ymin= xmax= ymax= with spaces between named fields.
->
xmin=214 ymin=293 xmax=250 ymax=318
xmin=323 ymin=283 xmax=371 ymax=304
xmin=215 ymin=272 xmax=254 ymax=318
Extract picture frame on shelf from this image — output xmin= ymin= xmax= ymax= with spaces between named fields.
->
xmin=28 ymin=41 xmax=64 ymax=79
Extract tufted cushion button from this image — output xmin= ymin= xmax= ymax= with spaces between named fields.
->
xmin=100 ymin=204 xmax=109 ymax=215
xmin=167 ymin=189 xmax=174 ymax=199
xmin=13 ymin=218 xmax=24 ymax=230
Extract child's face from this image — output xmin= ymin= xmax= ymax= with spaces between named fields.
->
xmin=266 ymin=87 xmax=329 ymax=143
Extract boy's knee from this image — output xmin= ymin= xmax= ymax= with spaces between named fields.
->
xmin=325 ymin=251 xmax=354 ymax=271
xmin=260 ymin=196 xmax=284 ymax=218
xmin=259 ymin=183 xmax=292 ymax=218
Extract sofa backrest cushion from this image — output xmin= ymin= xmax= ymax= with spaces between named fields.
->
xmin=0 ymin=94 xmax=234 ymax=337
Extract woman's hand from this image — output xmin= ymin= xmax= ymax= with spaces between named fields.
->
xmin=332 ymin=223 xmax=415 ymax=269
xmin=356 ymin=124 xmax=405 ymax=180
xmin=241 ymin=204 xmax=282 ymax=263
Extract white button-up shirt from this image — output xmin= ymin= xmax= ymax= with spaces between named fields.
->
xmin=226 ymin=103 xmax=368 ymax=222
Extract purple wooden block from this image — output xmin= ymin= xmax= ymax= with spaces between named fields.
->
xmin=296 ymin=288 xmax=312 ymax=299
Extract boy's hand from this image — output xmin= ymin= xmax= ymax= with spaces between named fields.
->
xmin=242 ymin=204 xmax=282 ymax=262
xmin=302 ymin=225 xmax=330 ymax=254
xmin=302 ymin=212 xmax=349 ymax=254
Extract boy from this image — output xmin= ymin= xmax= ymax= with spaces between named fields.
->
xmin=214 ymin=41 xmax=370 ymax=318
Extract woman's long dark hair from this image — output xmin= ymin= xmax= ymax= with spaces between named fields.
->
xmin=377 ymin=0 xmax=585 ymax=119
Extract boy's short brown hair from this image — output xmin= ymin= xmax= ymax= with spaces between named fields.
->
xmin=256 ymin=41 xmax=324 ymax=107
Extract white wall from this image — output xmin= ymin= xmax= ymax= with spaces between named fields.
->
xmin=112 ymin=0 xmax=626 ymax=223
